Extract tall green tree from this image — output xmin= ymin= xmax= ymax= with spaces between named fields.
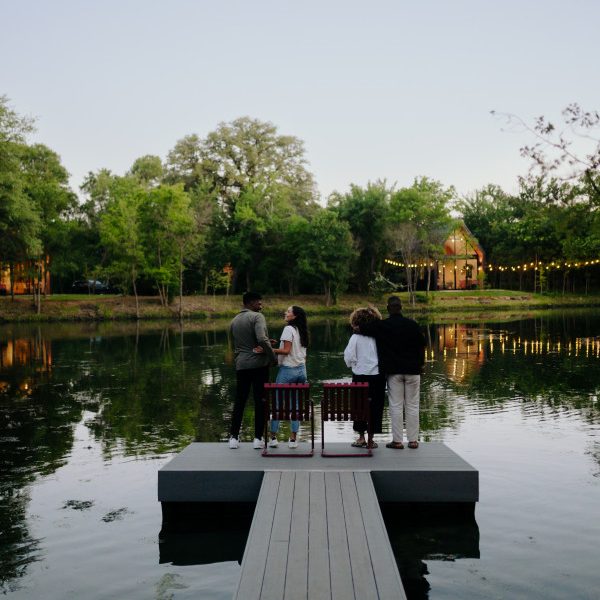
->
xmin=297 ymin=210 xmax=355 ymax=305
xmin=20 ymin=143 xmax=76 ymax=309
xmin=388 ymin=177 xmax=454 ymax=302
xmin=328 ymin=181 xmax=391 ymax=292
xmin=99 ymin=177 xmax=146 ymax=318
xmin=0 ymin=96 xmax=41 ymax=299
xmin=141 ymin=184 xmax=197 ymax=317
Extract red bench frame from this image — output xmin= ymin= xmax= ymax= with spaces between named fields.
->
xmin=262 ymin=383 xmax=314 ymax=457
xmin=321 ymin=382 xmax=373 ymax=457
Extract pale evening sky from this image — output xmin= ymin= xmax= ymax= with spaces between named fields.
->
xmin=1 ymin=0 xmax=599 ymax=202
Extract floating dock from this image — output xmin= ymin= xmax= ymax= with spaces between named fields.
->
xmin=158 ymin=442 xmax=478 ymax=599
xmin=158 ymin=442 xmax=478 ymax=505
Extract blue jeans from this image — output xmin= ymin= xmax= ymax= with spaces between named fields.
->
xmin=270 ymin=364 xmax=307 ymax=434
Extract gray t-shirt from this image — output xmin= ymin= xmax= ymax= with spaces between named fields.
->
xmin=230 ymin=309 xmax=275 ymax=370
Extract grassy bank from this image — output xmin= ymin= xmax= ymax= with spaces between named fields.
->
xmin=1 ymin=290 xmax=600 ymax=323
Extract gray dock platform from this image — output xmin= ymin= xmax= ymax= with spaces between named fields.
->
xmin=234 ymin=470 xmax=406 ymax=600
xmin=158 ymin=442 xmax=478 ymax=505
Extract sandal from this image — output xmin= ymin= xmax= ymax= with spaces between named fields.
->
xmin=408 ymin=441 xmax=419 ymax=449
xmin=385 ymin=441 xmax=404 ymax=449
xmin=351 ymin=440 xmax=367 ymax=448
xmin=367 ymin=441 xmax=378 ymax=449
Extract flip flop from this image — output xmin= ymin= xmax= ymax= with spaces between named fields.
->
xmin=408 ymin=441 xmax=419 ymax=449
xmin=351 ymin=440 xmax=367 ymax=448
xmin=385 ymin=441 xmax=404 ymax=449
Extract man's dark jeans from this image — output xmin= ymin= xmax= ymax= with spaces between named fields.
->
xmin=230 ymin=366 xmax=270 ymax=439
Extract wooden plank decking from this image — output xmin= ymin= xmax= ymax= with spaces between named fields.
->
xmin=234 ymin=470 xmax=406 ymax=600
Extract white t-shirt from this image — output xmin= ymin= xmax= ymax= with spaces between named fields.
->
xmin=343 ymin=334 xmax=379 ymax=375
xmin=278 ymin=325 xmax=307 ymax=367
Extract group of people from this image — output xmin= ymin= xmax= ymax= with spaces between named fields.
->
xmin=228 ymin=291 xmax=426 ymax=450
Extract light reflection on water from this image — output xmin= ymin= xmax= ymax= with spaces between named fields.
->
xmin=0 ymin=312 xmax=599 ymax=599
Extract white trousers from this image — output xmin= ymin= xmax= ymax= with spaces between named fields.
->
xmin=386 ymin=374 xmax=420 ymax=443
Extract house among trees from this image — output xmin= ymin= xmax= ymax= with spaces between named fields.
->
xmin=0 ymin=260 xmax=51 ymax=296
xmin=385 ymin=221 xmax=486 ymax=291
xmin=437 ymin=222 xmax=485 ymax=290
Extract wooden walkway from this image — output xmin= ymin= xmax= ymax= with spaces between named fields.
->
xmin=234 ymin=470 xmax=406 ymax=600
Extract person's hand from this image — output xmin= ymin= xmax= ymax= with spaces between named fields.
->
xmin=253 ymin=345 xmax=264 ymax=354
xmin=270 ymin=338 xmax=278 ymax=347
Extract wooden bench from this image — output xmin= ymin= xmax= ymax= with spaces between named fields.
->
xmin=321 ymin=382 xmax=373 ymax=457
xmin=262 ymin=383 xmax=314 ymax=457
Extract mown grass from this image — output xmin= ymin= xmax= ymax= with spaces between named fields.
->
xmin=1 ymin=290 xmax=600 ymax=323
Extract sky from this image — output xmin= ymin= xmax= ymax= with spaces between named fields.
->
xmin=1 ymin=0 xmax=599 ymax=202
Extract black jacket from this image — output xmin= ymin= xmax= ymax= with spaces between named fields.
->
xmin=360 ymin=313 xmax=426 ymax=375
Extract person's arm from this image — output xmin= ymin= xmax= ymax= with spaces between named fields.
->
xmin=254 ymin=313 xmax=276 ymax=360
xmin=343 ymin=334 xmax=358 ymax=369
xmin=274 ymin=340 xmax=292 ymax=356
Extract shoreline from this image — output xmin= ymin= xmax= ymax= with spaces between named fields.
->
xmin=2 ymin=291 xmax=600 ymax=324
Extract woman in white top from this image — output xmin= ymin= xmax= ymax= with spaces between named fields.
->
xmin=257 ymin=306 xmax=309 ymax=449
xmin=344 ymin=307 xmax=385 ymax=449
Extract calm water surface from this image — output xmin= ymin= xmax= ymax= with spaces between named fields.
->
xmin=1 ymin=312 xmax=599 ymax=599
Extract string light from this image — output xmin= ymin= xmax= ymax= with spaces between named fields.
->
xmin=387 ymin=258 xmax=600 ymax=270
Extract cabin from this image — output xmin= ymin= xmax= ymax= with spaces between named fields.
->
xmin=437 ymin=223 xmax=485 ymax=290
xmin=0 ymin=259 xmax=51 ymax=296
xmin=385 ymin=222 xmax=485 ymax=290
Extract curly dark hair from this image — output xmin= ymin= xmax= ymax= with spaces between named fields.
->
xmin=289 ymin=306 xmax=309 ymax=348
xmin=349 ymin=306 xmax=382 ymax=329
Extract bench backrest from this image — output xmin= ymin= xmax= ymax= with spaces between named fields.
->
xmin=264 ymin=383 xmax=311 ymax=421
xmin=322 ymin=382 xmax=370 ymax=422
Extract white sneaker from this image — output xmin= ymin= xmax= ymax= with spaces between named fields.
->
xmin=268 ymin=438 xmax=279 ymax=448
xmin=229 ymin=437 xmax=239 ymax=449
xmin=253 ymin=438 xmax=263 ymax=449
xmin=288 ymin=439 xmax=298 ymax=449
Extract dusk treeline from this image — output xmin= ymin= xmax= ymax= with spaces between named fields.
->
xmin=2 ymin=95 xmax=600 ymax=305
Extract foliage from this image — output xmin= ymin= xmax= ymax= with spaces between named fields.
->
xmin=296 ymin=210 xmax=356 ymax=305
xmin=328 ymin=180 xmax=392 ymax=292
xmin=368 ymin=272 xmax=399 ymax=299
xmin=99 ymin=177 xmax=146 ymax=316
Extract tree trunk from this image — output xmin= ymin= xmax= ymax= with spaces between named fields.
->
xmin=178 ymin=250 xmax=184 ymax=321
xmin=9 ymin=262 xmax=14 ymax=301
xmin=132 ymin=268 xmax=140 ymax=320
xmin=324 ymin=281 xmax=332 ymax=307
xmin=36 ymin=264 xmax=42 ymax=314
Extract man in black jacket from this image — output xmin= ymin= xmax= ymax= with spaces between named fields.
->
xmin=358 ymin=296 xmax=426 ymax=449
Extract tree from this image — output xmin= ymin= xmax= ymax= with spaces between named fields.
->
xmin=99 ymin=177 xmax=146 ymax=318
xmin=142 ymin=184 xmax=197 ymax=318
xmin=20 ymin=144 xmax=77 ymax=310
xmin=129 ymin=154 xmax=163 ymax=187
xmin=297 ymin=210 xmax=355 ymax=305
xmin=493 ymin=103 xmax=600 ymax=199
xmin=197 ymin=117 xmax=317 ymax=219
xmin=0 ymin=96 xmax=41 ymax=300
xmin=388 ymin=178 xmax=454 ymax=303
xmin=328 ymin=181 xmax=391 ymax=292
xmin=165 ymin=118 xmax=318 ymax=292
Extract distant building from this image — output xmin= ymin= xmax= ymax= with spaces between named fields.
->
xmin=0 ymin=259 xmax=51 ymax=296
xmin=385 ymin=222 xmax=485 ymax=290
xmin=437 ymin=223 xmax=485 ymax=290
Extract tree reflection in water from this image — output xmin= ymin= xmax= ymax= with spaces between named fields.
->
xmin=1 ymin=311 xmax=599 ymax=595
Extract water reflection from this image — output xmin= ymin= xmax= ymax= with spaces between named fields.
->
xmin=382 ymin=506 xmax=480 ymax=600
xmin=1 ymin=313 xmax=599 ymax=595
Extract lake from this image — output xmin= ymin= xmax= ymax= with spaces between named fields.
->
xmin=1 ymin=311 xmax=599 ymax=599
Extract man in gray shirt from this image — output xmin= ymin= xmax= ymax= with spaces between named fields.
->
xmin=229 ymin=291 xmax=275 ymax=449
